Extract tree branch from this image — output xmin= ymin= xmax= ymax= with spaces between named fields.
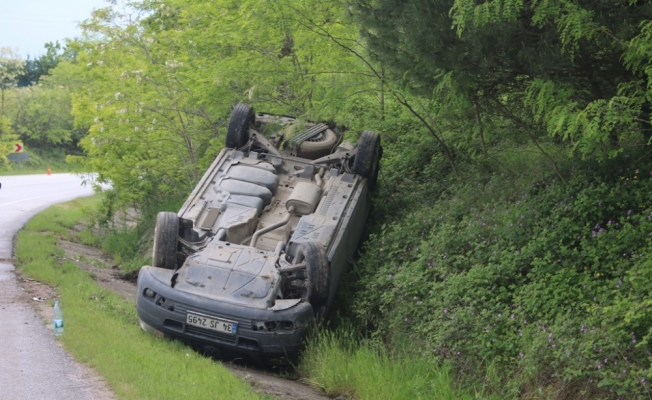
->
xmin=392 ymin=91 xmax=459 ymax=178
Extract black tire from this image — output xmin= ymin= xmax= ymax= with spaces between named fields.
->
xmin=152 ymin=211 xmax=179 ymax=270
xmin=226 ymin=103 xmax=255 ymax=149
xmin=295 ymin=242 xmax=330 ymax=308
xmin=297 ymin=128 xmax=338 ymax=159
xmin=353 ymin=130 xmax=382 ymax=191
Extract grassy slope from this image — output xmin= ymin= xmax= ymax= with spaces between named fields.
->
xmin=338 ymin=140 xmax=652 ymax=398
xmin=14 ymin=196 xmax=270 ymax=400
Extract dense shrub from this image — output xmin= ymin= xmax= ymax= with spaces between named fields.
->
xmin=347 ymin=149 xmax=652 ymax=398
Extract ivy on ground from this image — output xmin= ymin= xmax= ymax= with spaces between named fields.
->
xmin=350 ymin=153 xmax=652 ymax=398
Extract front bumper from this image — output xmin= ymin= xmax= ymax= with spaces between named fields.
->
xmin=136 ymin=266 xmax=314 ymax=358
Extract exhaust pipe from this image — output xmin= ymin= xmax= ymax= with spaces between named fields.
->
xmin=250 ymin=206 xmax=295 ymax=247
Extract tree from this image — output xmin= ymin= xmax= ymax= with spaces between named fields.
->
xmin=152 ymin=0 xmax=380 ymax=119
xmin=0 ymin=47 xmax=23 ymax=165
xmin=9 ymin=85 xmax=77 ymax=151
xmin=61 ymin=0 xmax=385 ymax=207
xmin=346 ymin=0 xmax=652 ymax=160
xmin=0 ymin=47 xmax=24 ymax=117
xmin=58 ymin=4 xmax=227 ymax=207
xmin=17 ymin=41 xmax=73 ymax=86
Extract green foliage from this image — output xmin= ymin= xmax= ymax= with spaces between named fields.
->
xmin=0 ymin=47 xmax=24 ymax=163
xmin=0 ymin=115 xmax=18 ymax=168
xmin=9 ymin=85 xmax=78 ymax=148
xmin=156 ymin=0 xmax=378 ymax=117
xmin=54 ymin=6 xmax=223 ymax=207
xmin=348 ymin=0 xmax=652 ymax=160
xmin=523 ymin=79 xmax=646 ymax=158
xmin=100 ymin=226 xmax=145 ymax=269
xmin=0 ymin=47 xmax=24 ymax=113
xmin=89 ymin=190 xmax=185 ymax=271
xmin=53 ymin=0 xmax=385 ymax=208
xmin=16 ymin=41 xmax=71 ymax=86
xmin=348 ymin=146 xmax=652 ymax=397
xmin=1 ymin=45 xmax=79 ymax=168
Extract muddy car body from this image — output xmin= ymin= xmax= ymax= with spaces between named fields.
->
xmin=136 ymin=103 xmax=381 ymax=359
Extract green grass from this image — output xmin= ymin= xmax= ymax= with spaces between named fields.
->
xmin=298 ymin=327 xmax=480 ymax=400
xmin=14 ymin=196 xmax=270 ymax=400
xmin=96 ymin=194 xmax=186 ymax=273
xmin=99 ymin=226 xmax=149 ymax=271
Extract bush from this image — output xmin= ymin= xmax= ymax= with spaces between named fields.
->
xmin=347 ymin=148 xmax=652 ymax=398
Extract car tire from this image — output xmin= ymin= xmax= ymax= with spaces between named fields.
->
xmin=295 ymin=242 xmax=330 ymax=308
xmin=152 ymin=211 xmax=179 ymax=270
xmin=226 ymin=103 xmax=255 ymax=149
xmin=353 ymin=130 xmax=381 ymax=191
xmin=297 ymin=128 xmax=338 ymax=159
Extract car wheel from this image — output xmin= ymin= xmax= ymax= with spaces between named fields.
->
xmin=152 ymin=211 xmax=179 ymax=270
xmin=297 ymin=128 xmax=338 ymax=159
xmin=226 ymin=103 xmax=255 ymax=149
xmin=353 ymin=130 xmax=381 ymax=191
xmin=295 ymin=242 xmax=330 ymax=308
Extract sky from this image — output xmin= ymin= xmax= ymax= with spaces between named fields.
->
xmin=0 ymin=0 xmax=110 ymax=58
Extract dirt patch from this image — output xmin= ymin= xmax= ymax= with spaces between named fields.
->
xmin=15 ymin=273 xmax=60 ymax=321
xmin=18 ymin=237 xmax=334 ymax=400
xmin=227 ymin=364 xmax=333 ymax=400
xmin=13 ymin=238 xmax=137 ymax=325
xmin=58 ymin=240 xmax=137 ymax=303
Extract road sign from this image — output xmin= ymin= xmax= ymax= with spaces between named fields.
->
xmin=14 ymin=143 xmax=23 ymax=153
xmin=7 ymin=153 xmax=28 ymax=162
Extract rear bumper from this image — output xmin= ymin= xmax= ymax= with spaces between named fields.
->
xmin=136 ymin=266 xmax=314 ymax=358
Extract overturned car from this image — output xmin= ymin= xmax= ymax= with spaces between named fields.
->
xmin=136 ymin=103 xmax=381 ymax=359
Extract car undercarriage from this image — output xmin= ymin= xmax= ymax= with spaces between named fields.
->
xmin=137 ymin=103 xmax=381 ymax=359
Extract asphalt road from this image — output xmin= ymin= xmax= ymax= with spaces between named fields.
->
xmin=0 ymin=173 xmax=113 ymax=400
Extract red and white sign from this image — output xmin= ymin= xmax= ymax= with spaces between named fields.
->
xmin=14 ymin=143 xmax=23 ymax=153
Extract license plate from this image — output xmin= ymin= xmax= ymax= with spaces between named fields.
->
xmin=186 ymin=313 xmax=237 ymax=335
